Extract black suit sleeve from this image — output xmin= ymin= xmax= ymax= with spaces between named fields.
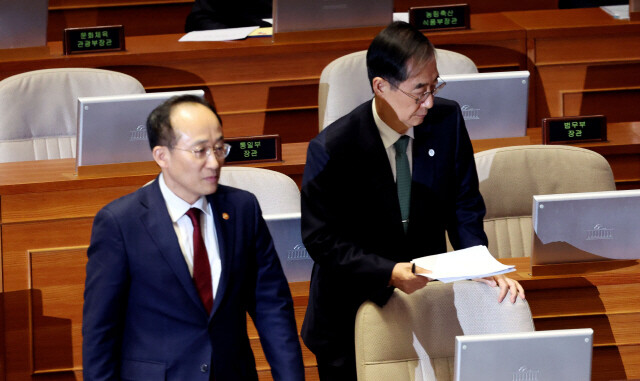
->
xmin=244 ymin=196 xmax=305 ymax=381
xmin=82 ymin=207 xmax=130 ymax=381
xmin=301 ymin=135 xmax=397 ymax=290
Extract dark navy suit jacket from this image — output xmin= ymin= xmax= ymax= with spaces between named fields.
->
xmin=300 ymin=98 xmax=488 ymax=365
xmin=82 ymin=179 xmax=304 ymax=380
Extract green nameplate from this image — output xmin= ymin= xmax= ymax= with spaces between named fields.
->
xmin=409 ymin=4 xmax=470 ymax=32
xmin=63 ymin=25 xmax=125 ymax=55
xmin=542 ymin=115 xmax=607 ymax=144
xmin=225 ymin=135 xmax=282 ymax=164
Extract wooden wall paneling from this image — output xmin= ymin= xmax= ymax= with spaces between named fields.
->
xmin=504 ymin=8 xmax=640 ymax=127
xmin=0 ymin=14 xmax=529 ymax=146
xmin=534 ymin=313 xmax=640 ymax=347
xmin=562 ymin=86 xmax=640 ymax=123
xmin=507 ymin=258 xmax=640 ymax=380
xmin=532 ymin=33 xmax=640 ymax=66
xmin=29 ymin=247 xmax=87 ymax=375
xmin=604 ymin=153 xmax=640 ymax=190
xmin=2 ymin=219 xmax=93 ymax=380
xmin=47 ymin=3 xmax=192 ymax=42
xmin=592 ymin=346 xmax=640 ymax=381
xmin=0 ymin=186 xmax=142 ymax=224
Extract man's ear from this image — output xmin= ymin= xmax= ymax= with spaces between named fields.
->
xmin=372 ymin=77 xmax=387 ymax=97
xmin=152 ymin=146 xmax=169 ymax=169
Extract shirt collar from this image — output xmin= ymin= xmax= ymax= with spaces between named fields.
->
xmin=372 ymin=99 xmax=414 ymax=149
xmin=158 ymin=173 xmax=210 ymax=223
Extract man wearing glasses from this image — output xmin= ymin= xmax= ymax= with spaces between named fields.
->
xmin=82 ymin=95 xmax=304 ymax=380
xmin=301 ymin=21 xmax=524 ymax=380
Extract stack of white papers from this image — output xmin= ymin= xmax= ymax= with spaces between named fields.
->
xmin=411 ymin=245 xmax=515 ymax=283
xmin=179 ymin=26 xmax=260 ymax=42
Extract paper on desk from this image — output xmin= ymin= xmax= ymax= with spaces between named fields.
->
xmin=393 ymin=12 xmax=409 ymax=23
xmin=601 ymin=5 xmax=629 ymax=20
xmin=411 ymin=245 xmax=515 ymax=283
xmin=179 ymin=26 xmax=260 ymax=42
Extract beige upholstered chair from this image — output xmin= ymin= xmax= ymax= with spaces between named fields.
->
xmin=318 ymin=49 xmax=478 ymax=130
xmin=0 ymin=68 xmax=145 ymax=163
xmin=475 ymin=145 xmax=616 ymax=259
xmin=355 ymin=280 xmax=534 ymax=381
xmin=218 ymin=167 xmax=300 ymax=215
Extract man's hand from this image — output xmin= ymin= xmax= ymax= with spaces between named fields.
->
xmin=474 ymin=274 xmax=525 ymax=303
xmin=389 ymin=262 xmax=431 ymax=294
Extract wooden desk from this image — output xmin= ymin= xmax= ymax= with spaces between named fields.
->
xmin=44 ymin=0 xmax=555 ymax=43
xmin=503 ymin=8 xmax=640 ymax=128
xmin=0 ymin=153 xmax=308 ymax=380
xmin=1 ymin=127 xmax=639 ymax=379
xmin=0 ymin=14 xmax=527 ymax=145
xmin=5 ymin=8 xmax=640 ymax=141
xmin=504 ymin=257 xmax=640 ymax=381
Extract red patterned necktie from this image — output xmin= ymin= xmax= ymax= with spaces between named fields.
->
xmin=186 ymin=208 xmax=213 ymax=314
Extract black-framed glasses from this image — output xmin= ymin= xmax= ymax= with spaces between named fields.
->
xmin=172 ymin=143 xmax=231 ymax=160
xmin=388 ymin=78 xmax=446 ymax=105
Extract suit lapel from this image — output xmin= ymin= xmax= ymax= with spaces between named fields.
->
xmin=358 ymin=103 xmax=405 ymax=235
xmin=207 ymin=190 xmax=234 ymax=318
xmin=138 ymin=179 xmax=208 ymax=315
xmin=412 ymin=121 xmax=437 ymax=190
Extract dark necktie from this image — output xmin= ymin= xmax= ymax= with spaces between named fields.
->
xmin=394 ymin=135 xmax=411 ymax=233
xmin=186 ymin=208 xmax=213 ymax=314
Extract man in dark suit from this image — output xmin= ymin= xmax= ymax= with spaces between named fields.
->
xmin=185 ymin=0 xmax=272 ymax=32
xmin=82 ymin=95 xmax=305 ymax=380
xmin=301 ymin=21 xmax=525 ymax=380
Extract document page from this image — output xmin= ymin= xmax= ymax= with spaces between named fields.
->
xmin=179 ymin=26 xmax=260 ymax=42
xmin=411 ymin=245 xmax=515 ymax=283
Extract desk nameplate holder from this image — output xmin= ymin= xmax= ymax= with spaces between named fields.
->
xmin=225 ymin=135 xmax=282 ymax=165
xmin=409 ymin=4 xmax=470 ymax=32
xmin=63 ymin=25 xmax=125 ymax=55
xmin=542 ymin=115 xmax=607 ymax=145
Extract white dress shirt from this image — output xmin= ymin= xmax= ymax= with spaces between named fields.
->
xmin=158 ymin=173 xmax=222 ymax=300
xmin=372 ymin=100 xmax=415 ymax=180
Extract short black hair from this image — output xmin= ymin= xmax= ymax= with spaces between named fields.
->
xmin=366 ymin=21 xmax=436 ymax=88
xmin=146 ymin=94 xmax=220 ymax=150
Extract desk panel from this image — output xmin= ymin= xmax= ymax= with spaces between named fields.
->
xmin=1 ymin=15 xmax=527 ymax=144
xmin=1 ymin=142 xmax=639 ymax=379
xmin=504 ymin=8 xmax=640 ymax=127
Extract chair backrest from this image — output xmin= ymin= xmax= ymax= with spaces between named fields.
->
xmin=218 ymin=166 xmax=300 ymax=215
xmin=355 ymin=280 xmax=534 ymax=381
xmin=475 ymin=145 xmax=616 ymax=259
xmin=0 ymin=68 xmax=145 ymax=163
xmin=318 ymin=49 xmax=478 ymax=130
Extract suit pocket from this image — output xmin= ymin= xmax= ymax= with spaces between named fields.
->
xmin=121 ymin=359 xmax=165 ymax=380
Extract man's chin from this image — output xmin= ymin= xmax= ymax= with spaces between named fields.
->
xmin=201 ymin=183 xmax=218 ymax=195
xmin=410 ymin=115 xmax=427 ymax=126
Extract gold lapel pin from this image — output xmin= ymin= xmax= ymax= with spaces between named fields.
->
xmin=222 ymin=212 xmax=230 ymax=220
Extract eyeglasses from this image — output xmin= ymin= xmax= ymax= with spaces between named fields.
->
xmin=172 ymin=143 xmax=231 ymax=160
xmin=388 ymin=78 xmax=446 ymax=105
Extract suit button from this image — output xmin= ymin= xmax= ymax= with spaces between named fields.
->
xmin=200 ymin=364 xmax=208 ymax=373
